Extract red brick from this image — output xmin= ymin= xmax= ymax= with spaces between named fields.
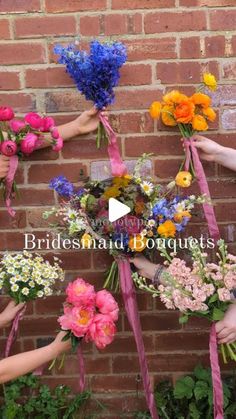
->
xmin=0 ymin=210 xmax=26 ymax=229
xmin=62 ymin=138 xmax=108 ymax=159
xmin=45 ymin=91 xmax=88 ymax=113
xmin=80 ymin=15 xmax=101 ymax=36
xmin=144 ymin=11 xmax=207 ymax=34
xmin=208 ymin=180 xmax=236 ymax=198
xmin=149 ymin=353 xmax=209 ymax=373
xmin=222 ymin=109 xmax=236 ymax=130
xmin=0 ymin=71 xmax=20 ymax=90
xmin=20 ymin=317 xmax=58 ymax=336
xmin=93 ymin=251 xmax=113 ymax=270
xmin=0 ymin=0 xmax=41 ymax=13
xmin=35 ymin=295 xmax=65 ymax=314
xmin=156 ymin=62 xmax=201 ymax=84
xmin=112 ymin=0 xmax=175 ymax=8
xmin=155 ymin=159 xmax=183 ymax=179
xmin=25 ymin=67 xmax=74 ymax=88
xmin=0 ymin=42 xmax=46 ymax=65
xmin=215 ymin=202 xmax=236 ymax=221
xmin=125 ymin=135 xmax=183 ymax=157
xmin=111 ymin=112 xmax=154 ymax=134
xmin=125 ymin=38 xmax=177 ymax=61
xmin=211 ymin=85 xmax=236 ymax=106
xmin=210 ymin=10 xmax=236 ymax=31
xmin=45 ymin=0 xmax=106 ymax=12
xmin=232 ymin=36 xmax=236 ymax=55
xmin=59 ymin=251 xmax=92 ymax=270
xmin=15 ymin=16 xmax=76 ymax=38
xmin=0 ymin=232 xmax=27 ymax=250
xmin=180 ymin=37 xmax=201 ymax=59
xmin=0 ymin=19 xmax=11 ymax=39
xmin=205 ymin=35 xmax=225 ymax=58
xmin=28 ymin=163 xmax=87 ymax=184
xmin=125 ymin=312 xmax=180 ymax=331
xmin=0 ymin=93 xmax=35 ymax=112
xmin=90 ymin=375 xmax=139 ymax=392
xmin=12 ymin=188 xmax=54 ymax=206
xmin=114 ymin=88 xmax=163 ymax=110
xmin=223 ymin=62 xmax=236 ymax=80
xmin=154 ymin=332 xmax=209 ymax=351
xmin=180 ymin=0 xmax=236 ymax=5
xmin=120 ymin=64 xmax=152 ymax=86
xmin=104 ymin=14 xmax=128 ymax=36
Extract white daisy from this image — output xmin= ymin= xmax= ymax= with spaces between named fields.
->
xmin=148 ymin=219 xmax=156 ymax=227
xmin=37 ymin=291 xmax=44 ymax=298
xmin=11 ymin=284 xmax=19 ymax=292
xmin=140 ymin=181 xmax=154 ymax=196
xmin=22 ymin=287 xmax=29 ymax=296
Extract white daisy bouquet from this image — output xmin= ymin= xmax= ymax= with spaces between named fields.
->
xmin=0 ymin=251 xmax=64 ymax=303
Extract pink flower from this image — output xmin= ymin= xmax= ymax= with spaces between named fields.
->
xmin=52 ymin=137 xmax=63 ymax=152
xmin=59 ymin=305 xmax=94 ymax=338
xmin=24 ymin=112 xmax=42 ymax=129
xmin=66 ymin=278 xmax=96 ymax=308
xmin=0 ymin=106 xmax=14 ymax=121
xmin=0 ymin=140 xmax=17 ymax=157
xmin=20 ymin=133 xmax=38 ymax=155
xmin=51 ymin=127 xmax=59 ymax=139
xmin=9 ymin=119 xmax=26 ymax=133
xmin=40 ymin=116 xmax=55 ymax=132
xmin=86 ymin=313 xmax=116 ymax=349
xmin=96 ymin=290 xmax=119 ymax=321
xmin=217 ymin=287 xmax=231 ymax=302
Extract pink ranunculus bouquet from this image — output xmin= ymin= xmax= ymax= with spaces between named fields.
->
xmin=0 ymin=106 xmax=64 ymax=216
xmin=58 ymin=278 xmax=119 ymax=351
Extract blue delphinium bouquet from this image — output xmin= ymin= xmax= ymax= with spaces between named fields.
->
xmin=54 ymin=40 xmax=127 ymax=147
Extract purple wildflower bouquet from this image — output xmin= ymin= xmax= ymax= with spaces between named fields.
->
xmin=54 ymin=40 xmax=127 ymax=147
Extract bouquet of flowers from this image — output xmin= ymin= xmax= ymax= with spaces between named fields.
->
xmin=0 ymin=250 xmax=64 ymax=303
xmin=44 ymin=157 xmax=207 ymax=290
xmin=133 ymin=239 xmax=236 ymax=363
xmin=0 ymin=106 xmax=63 ymax=215
xmin=54 ymin=39 xmax=127 ymax=147
xmin=58 ymin=278 xmax=119 ymax=351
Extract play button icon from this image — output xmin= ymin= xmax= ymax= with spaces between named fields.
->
xmin=108 ymin=198 xmax=131 ymax=222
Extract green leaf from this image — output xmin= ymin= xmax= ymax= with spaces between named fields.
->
xmin=194 ymin=380 xmax=209 ymax=401
xmin=208 ymin=293 xmax=218 ymax=304
xmin=189 ymin=402 xmax=201 ymax=419
xmin=212 ymin=307 xmax=225 ymax=321
xmin=174 ymin=376 xmax=195 ymax=399
xmin=193 ymin=365 xmax=211 ymax=383
xmin=179 ymin=314 xmax=189 ymax=324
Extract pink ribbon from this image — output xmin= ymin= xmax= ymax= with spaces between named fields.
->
xmin=117 ymin=258 xmax=159 ymax=419
xmin=183 ymin=137 xmax=220 ymax=241
xmin=5 ymin=154 xmax=18 ymax=218
xmin=5 ymin=305 xmax=26 ymax=357
xmin=99 ymin=113 xmax=128 ymax=177
xmin=209 ymin=324 xmax=224 ymax=419
xmin=78 ymin=343 xmax=85 ymax=392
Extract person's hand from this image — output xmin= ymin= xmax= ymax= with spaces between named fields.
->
xmin=74 ymin=106 xmax=108 ymax=136
xmin=215 ymin=304 xmax=236 ymax=344
xmin=129 ymin=254 xmax=158 ymax=280
xmin=188 ymin=135 xmax=224 ymax=162
xmin=50 ymin=331 xmax=71 ymax=357
xmin=0 ymin=155 xmax=10 ymax=179
xmin=0 ymin=300 xmax=25 ymax=328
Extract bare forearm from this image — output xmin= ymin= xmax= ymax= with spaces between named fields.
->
xmin=215 ymin=147 xmax=236 ymax=171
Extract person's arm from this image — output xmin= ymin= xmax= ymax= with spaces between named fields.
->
xmin=0 ymin=300 xmax=25 ymax=328
xmin=0 ymin=155 xmax=10 ymax=180
xmin=0 ymin=331 xmax=71 ymax=384
xmin=192 ymin=135 xmax=236 ymax=171
xmin=215 ymin=303 xmax=236 ymax=344
xmin=129 ymin=254 xmax=164 ymax=283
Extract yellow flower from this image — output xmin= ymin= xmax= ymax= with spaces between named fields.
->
xmin=161 ymin=105 xmax=177 ymax=127
xmin=129 ymin=235 xmax=147 ymax=252
xmin=174 ymin=211 xmax=191 ymax=223
xmin=191 ymin=92 xmax=211 ymax=109
xmin=163 ymin=90 xmax=188 ymax=105
xmin=149 ymin=101 xmax=162 ymax=119
xmin=103 ymin=186 xmax=121 ymax=199
xmin=203 ymin=73 xmax=217 ymax=91
xmin=192 ymin=115 xmax=208 ymax=131
xmin=157 ymin=220 xmax=176 ymax=238
xmin=113 ymin=175 xmax=131 ymax=188
xmin=175 ymin=171 xmax=192 ymax=188
xmin=81 ymin=233 xmax=93 ymax=249
xmin=202 ymin=107 xmax=216 ymax=122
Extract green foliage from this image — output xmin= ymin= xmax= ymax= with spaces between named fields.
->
xmin=135 ymin=365 xmax=236 ymax=419
xmin=0 ymin=374 xmax=92 ymax=419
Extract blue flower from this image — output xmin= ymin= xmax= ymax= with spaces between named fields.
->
xmin=49 ymin=176 xmax=74 ymax=198
xmin=54 ymin=40 xmax=127 ymax=109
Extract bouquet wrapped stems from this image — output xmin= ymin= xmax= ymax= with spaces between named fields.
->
xmin=96 ymin=120 xmax=109 ymax=149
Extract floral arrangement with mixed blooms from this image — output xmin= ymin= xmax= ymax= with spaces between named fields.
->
xmin=54 ymin=39 xmax=127 ymax=147
xmin=0 ymin=251 xmax=64 ymax=303
xmin=133 ymin=239 xmax=236 ymax=363
xmin=58 ymin=278 xmax=119 ymax=351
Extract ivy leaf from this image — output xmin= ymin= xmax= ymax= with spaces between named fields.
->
xmin=212 ymin=308 xmax=224 ymax=321
xmin=189 ymin=402 xmax=201 ymax=419
xmin=194 ymin=380 xmax=209 ymax=401
xmin=174 ymin=376 xmax=195 ymax=399
xmin=193 ymin=365 xmax=211 ymax=383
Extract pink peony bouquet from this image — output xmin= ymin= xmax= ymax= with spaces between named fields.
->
xmin=133 ymin=239 xmax=236 ymax=363
xmin=0 ymin=106 xmax=63 ymax=215
xmin=58 ymin=278 xmax=119 ymax=351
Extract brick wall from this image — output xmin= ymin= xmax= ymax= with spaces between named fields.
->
xmin=0 ymin=0 xmax=236 ymax=417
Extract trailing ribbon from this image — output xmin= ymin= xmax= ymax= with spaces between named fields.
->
xmin=183 ymin=137 xmax=220 ymax=241
xmin=99 ymin=113 xmax=128 ymax=177
xmin=117 ymin=258 xmax=159 ymax=419
xmin=5 ymin=155 xmax=18 ymax=218
xmin=209 ymin=324 xmax=224 ymax=419
xmin=5 ymin=305 xmax=26 ymax=357
xmin=78 ymin=344 xmax=85 ymax=392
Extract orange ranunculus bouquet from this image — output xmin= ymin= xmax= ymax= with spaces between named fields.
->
xmin=149 ymin=73 xmax=217 ymax=139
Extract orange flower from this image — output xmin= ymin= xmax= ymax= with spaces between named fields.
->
xmin=174 ymin=211 xmax=191 ymax=223
xmin=163 ymin=90 xmax=188 ymax=105
xmin=192 ymin=114 xmax=208 ymax=131
xmin=149 ymin=101 xmax=162 ymax=119
xmin=174 ymin=100 xmax=195 ymax=124
xmin=135 ymin=200 xmax=145 ymax=215
xmin=202 ymin=107 xmax=216 ymax=122
xmin=129 ymin=235 xmax=147 ymax=252
xmin=175 ymin=171 xmax=192 ymax=188
xmin=161 ymin=105 xmax=177 ymax=127
xmin=191 ymin=92 xmax=211 ymax=109
xmin=157 ymin=220 xmax=176 ymax=238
